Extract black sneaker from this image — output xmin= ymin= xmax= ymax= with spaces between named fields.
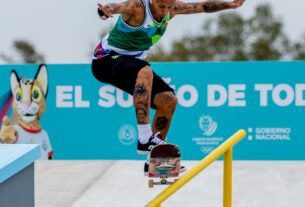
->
xmin=137 ymin=133 xmax=165 ymax=155
xmin=143 ymin=162 xmax=186 ymax=176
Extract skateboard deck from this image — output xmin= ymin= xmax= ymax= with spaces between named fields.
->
xmin=148 ymin=143 xmax=181 ymax=188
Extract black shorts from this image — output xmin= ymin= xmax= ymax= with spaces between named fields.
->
xmin=91 ymin=52 xmax=174 ymax=109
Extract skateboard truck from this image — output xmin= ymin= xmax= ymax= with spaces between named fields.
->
xmin=147 ymin=143 xmax=181 ymax=188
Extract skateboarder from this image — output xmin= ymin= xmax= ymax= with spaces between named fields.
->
xmin=92 ymin=0 xmax=245 ymax=173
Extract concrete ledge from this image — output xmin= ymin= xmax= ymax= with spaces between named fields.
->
xmin=0 ymin=144 xmax=40 ymax=207
xmin=0 ymin=164 xmax=34 ymax=207
xmin=0 ymin=144 xmax=40 ymax=183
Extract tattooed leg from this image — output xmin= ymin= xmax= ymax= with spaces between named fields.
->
xmin=134 ymin=66 xmax=153 ymax=124
xmin=152 ymin=91 xmax=178 ymax=139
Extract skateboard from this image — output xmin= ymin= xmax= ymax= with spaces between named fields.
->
xmin=148 ymin=143 xmax=181 ymax=188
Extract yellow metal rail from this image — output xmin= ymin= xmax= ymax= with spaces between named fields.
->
xmin=146 ymin=129 xmax=246 ymax=207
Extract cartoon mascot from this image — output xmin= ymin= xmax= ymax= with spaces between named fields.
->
xmin=0 ymin=64 xmax=53 ymax=160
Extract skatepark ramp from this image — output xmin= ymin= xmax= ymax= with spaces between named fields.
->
xmin=146 ymin=129 xmax=246 ymax=207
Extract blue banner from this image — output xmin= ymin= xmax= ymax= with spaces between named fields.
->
xmin=1 ymin=62 xmax=305 ymax=160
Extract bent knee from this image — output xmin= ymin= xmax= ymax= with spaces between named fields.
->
xmin=136 ymin=66 xmax=153 ymax=81
xmin=154 ymin=91 xmax=178 ymax=110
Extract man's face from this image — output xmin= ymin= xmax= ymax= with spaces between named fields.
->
xmin=150 ymin=0 xmax=176 ymax=20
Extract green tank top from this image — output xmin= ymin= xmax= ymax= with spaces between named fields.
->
xmin=101 ymin=0 xmax=170 ymax=58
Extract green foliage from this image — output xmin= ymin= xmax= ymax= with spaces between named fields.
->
xmin=148 ymin=4 xmax=305 ymax=62
xmin=13 ymin=40 xmax=45 ymax=63
xmin=292 ymin=35 xmax=305 ymax=60
xmin=0 ymin=40 xmax=44 ymax=64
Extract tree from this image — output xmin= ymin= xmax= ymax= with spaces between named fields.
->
xmin=0 ymin=40 xmax=45 ymax=64
xmin=246 ymin=4 xmax=290 ymax=60
xmin=0 ymin=53 xmax=14 ymax=63
xmin=13 ymin=40 xmax=45 ymax=63
xmin=291 ymin=34 xmax=305 ymax=60
xmin=147 ymin=3 xmax=305 ymax=61
xmin=148 ymin=45 xmax=175 ymax=61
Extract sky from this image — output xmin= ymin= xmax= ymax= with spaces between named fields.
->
xmin=0 ymin=0 xmax=304 ymax=63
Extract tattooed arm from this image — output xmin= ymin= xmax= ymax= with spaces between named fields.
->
xmin=97 ymin=0 xmax=143 ymax=20
xmin=170 ymin=0 xmax=245 ymax=17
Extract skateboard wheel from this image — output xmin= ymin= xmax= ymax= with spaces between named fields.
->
xmin=149 ymin=179 xmax=154 ymax=188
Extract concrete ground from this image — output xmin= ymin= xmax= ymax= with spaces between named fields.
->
xmin=35 ymin=161 xmax=305 ymax=207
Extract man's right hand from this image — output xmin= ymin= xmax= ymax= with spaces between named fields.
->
xmin=230 ymin=0 xmax=245 ymax=9
xmin=98 ymin=3 xmax=114 ymax=20
xmin=0 ymin=116 xmax=18 ymax=144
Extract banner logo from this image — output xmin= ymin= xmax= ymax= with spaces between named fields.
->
xmin=118 ymin=125 xmax=137 ymax=145
xmin=199 ymin=115 xmax=217 ymax=136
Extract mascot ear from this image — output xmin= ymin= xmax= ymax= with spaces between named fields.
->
xmin=10 ymin=70 xmax=20 ymax=94
xmin=35 ymin=64 xmax=48 ymax=96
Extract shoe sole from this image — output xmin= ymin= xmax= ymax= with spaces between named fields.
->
xmin=144 ymin=167 xmax=187 ymax=176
